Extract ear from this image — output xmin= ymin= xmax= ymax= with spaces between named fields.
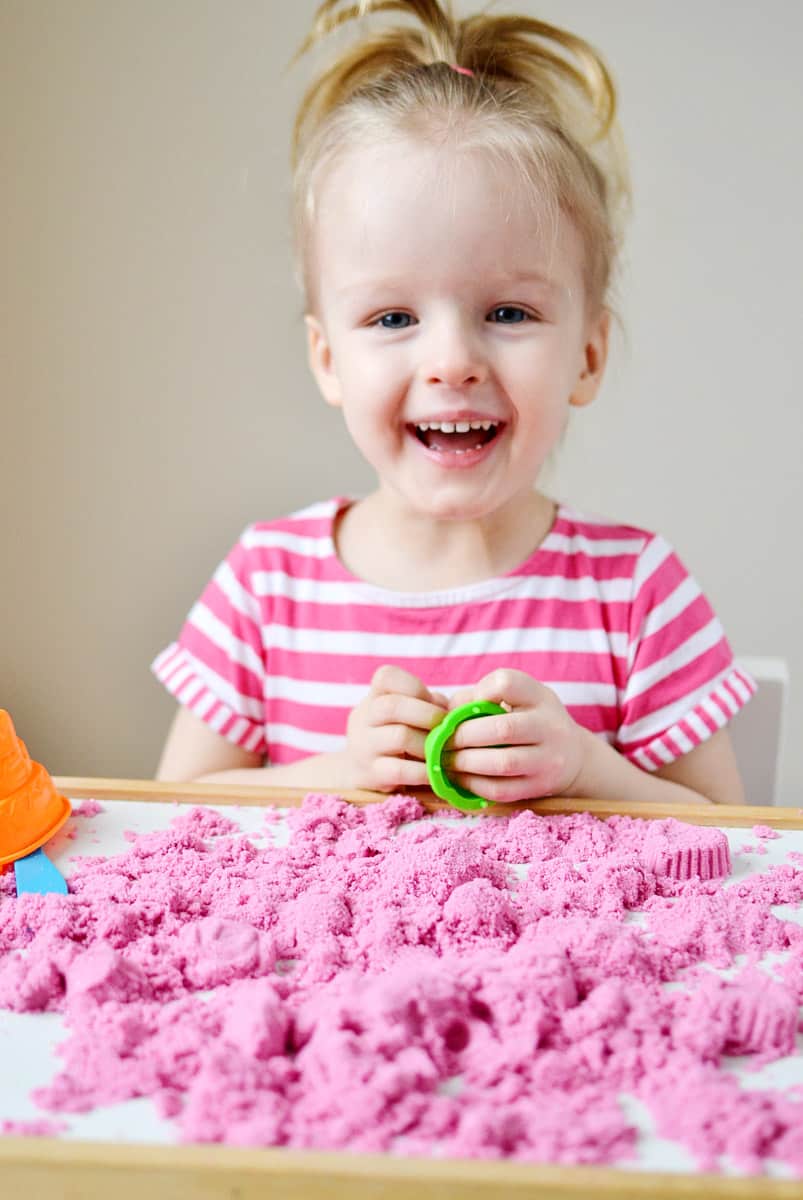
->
xmin=569 ymin=307 xmax=611 ymax=409
xmin=305 ymin=314 xmax=342 ymax=408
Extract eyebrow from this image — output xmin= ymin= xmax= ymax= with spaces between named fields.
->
xmin=496 ymin=271 xmax=565 ymax=295
xmin=336 ymin=271 xmax=564 ymax=298
xmin=336 ymin=279 xmax=405 ymax=298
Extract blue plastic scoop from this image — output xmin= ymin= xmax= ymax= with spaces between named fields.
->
xmin=13 ymin=846 xmax=68 ymax=896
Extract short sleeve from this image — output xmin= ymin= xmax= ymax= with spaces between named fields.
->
xmin=151 ymin=529 xmax=268 ymax=756
xmin=617 ymin=535 xmax=756 ymax=771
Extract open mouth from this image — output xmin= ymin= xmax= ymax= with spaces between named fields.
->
xmin=407 ymin=420 xmax=503 ymax=454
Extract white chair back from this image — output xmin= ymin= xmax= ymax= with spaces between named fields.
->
xmin=730 ymin=657 xmax=789 ymax=806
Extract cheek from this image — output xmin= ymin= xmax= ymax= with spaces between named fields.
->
xmin=339 ymin=397 xmax=397 ymax=453
xmin=510 ymin=380 xmax=572 ymax=461
xmin=333 ymin=338 xmax=390 ymax=385
xmin=338 ymin=346 xmax=408 ymax=410
xmin=504 ymin=334 xmax=579 ymax=401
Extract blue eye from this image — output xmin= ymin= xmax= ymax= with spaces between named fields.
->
xmin=375 ymin=312 xmax=414 ymax=329
xmin=489 ymin=306 xmax=531 ymax=324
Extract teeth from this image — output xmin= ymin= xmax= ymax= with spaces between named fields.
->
xmin=414 ymin=420 xmax=498 ymax=432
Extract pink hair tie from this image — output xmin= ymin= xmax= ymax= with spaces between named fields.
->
xmin=450 ymin=64 xmax=475 ymax=77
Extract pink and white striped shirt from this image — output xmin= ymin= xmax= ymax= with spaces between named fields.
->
xmin=152 ymin=496 xmax=755 ymax=772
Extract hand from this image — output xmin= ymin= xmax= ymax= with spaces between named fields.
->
xmin=443 ymin=669 xmax=588 ymax=804
xmin=343 ymin=666 xmax=449 ymax=792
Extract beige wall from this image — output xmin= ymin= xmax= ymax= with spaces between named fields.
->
xmin=2 ymin=2 xmax=801 ymax=802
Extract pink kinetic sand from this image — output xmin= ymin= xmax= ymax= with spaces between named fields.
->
xmin=1 ymin=1118 xmax=68 ymax=1137
xmin=72 ymin=800 xmax=104 ymax=818
xmin=0 ymin=798 xmax=802 ymax=1175
xmin=753 ymin=825 xmax=781 ymax=840
xmin=642 ymin=819 xmax=731 ymax=881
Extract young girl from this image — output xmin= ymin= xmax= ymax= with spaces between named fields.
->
xmin=153 ymin=0 xmax=754 ymax=806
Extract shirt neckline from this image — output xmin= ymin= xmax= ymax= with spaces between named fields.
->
xmin=325 ymin=495 xmax=564 ymax=608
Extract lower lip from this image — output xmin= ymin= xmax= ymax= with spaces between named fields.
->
xmin=407 ymin=427 xmax=505 ymax=470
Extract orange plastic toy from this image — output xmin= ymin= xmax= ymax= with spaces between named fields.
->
xmin=0 ymin=709 xmax=71 ymax=867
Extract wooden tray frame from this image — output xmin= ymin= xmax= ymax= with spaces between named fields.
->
xmin=1 ymin=777 xmax=802 ymax=1200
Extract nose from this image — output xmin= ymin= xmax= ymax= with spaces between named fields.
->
xmin=423 ymin=317 xmax=488 ymax=388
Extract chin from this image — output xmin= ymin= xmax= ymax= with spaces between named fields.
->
xmin=415 ymin=494 xmax=498 ymax=523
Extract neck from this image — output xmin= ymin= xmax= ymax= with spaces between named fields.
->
xmin=335 ymin=489 xmax=556 ymax=590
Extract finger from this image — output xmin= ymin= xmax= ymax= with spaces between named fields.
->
xmin=444 ymin=744 xmax=540 ymax=778
xmin=366 ymin=693 xmax=448 ymax=732
xmin=472 ymin=669 xmax=550 ymax=710
xmin=372 ymin=756 xmax=431 ymax=791
xmin=447 ymin=771 xmax=541 ymax=805
xmin=429 ymin=690 xmax=450 ymax=708
xmin=448 ymin=708 xmax=539 ymax=751
xmin=375 ymin=724 xmax=429 ymax=760
xmin=369 ymin=665 xmax=431 ymax=700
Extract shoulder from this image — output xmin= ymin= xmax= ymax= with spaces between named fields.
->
xmin=555 ymin=506 xmax=694 ymax=604
xmin=556 ymin=510 xmax=715 ymax=639
xmin=217 ymin=498 xmax=352 ymax=594
xmin=554 ymin=504 xmax=657 ymax=544
xmin=231 ymin=497 xmax=348 ymax=562
xmin=551 ymin=505 xmax=664 ymax=574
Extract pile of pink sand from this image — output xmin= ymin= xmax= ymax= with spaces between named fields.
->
xmin=1 ymin=795 xmax=802 ymax=1173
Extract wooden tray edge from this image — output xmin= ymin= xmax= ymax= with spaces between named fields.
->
xmin=1 ymin=1134 xmax=800 ymax=1199
xmin=53 ymin=777 xmax=803 ymax=829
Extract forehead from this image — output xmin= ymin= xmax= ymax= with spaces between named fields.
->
xmin=312 ymin=137 xmax=585 ymax=297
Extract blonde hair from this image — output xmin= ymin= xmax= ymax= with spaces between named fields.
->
xmin=291 ymin=0 xmax=631 ymax=317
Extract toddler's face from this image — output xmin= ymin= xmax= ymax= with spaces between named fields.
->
xmin=305 ymin=137 xmax=608 ymax=523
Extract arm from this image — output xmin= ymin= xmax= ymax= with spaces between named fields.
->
xmin=572 ymin=725 xmax=745 ymax=806
xmin=155 ymin=706 xmax=262 ymax=780
xmin=155 ymin=665 xmax=449 ymax=793
xmin=156 ymin=706 xmax=357 ymax=788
